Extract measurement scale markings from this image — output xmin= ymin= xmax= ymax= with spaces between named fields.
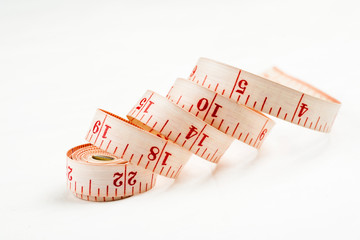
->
xmin=244 ymin=133 xmax=249 ymax=142
xmin=229 ymin=70 xmax=242 ymax=98
xmin=245 ymin=95 xmax=250 ymax=105
xmin=189 ymin=124 xmax=207 ymax=151
xmin=218 ymin=119 xmax=224 ymax=130
xmin=150 ymin=122 xmax=157 ymax=132
xmin=166 ymin=131 xmax=172 ymax=139
xmin=175 ymin=165 xmax=183 ymax=178
xmin=105 ymin=140 xmax=112 ymax=151
xmin=291 ymin=93 xmax=304 ymax=123
xmin=121 ymin=144 xmax=129 ymax=158
xmin=237 ymin=94 xmax=241 ymax=102
xmin=89 ymin=180 xmax=92 ymax=195
xmin=145 ymin=115 xmax=153 ymax=125
xmin=203 ymin=93 xmax=218 ymax=121
xmin=152 ymin=142 xmax=168 ymax=172
xmin=145 ymin=161 xmax=150 ymax=169
xmin=201 ymin=148 xmax=207 ymax=157
xmin=261 ymin=97 xmax=268 ymax=111
xmin=314 ymin=117 xmax=320 ymax=130
xmin=188 ymin=104 xmax=193 ymax=112
xmin=209 ymin=149 xmax=218 ymax=162
xmin=176 ymin=96 xmax=182 ymax=104
xmin=166 ymin=86 xmax=173 ymax=98
xmin=174 ymin=133 xmax=182 ymax=143
xmin=165 ymin=167 xmax=172 ymax=177
xmin=123 ymin=165 xmax=127 ymax=196
xmin=232 ymin=123 xmax=239 ymax=137
xmin=113 ymin=146 xmax=118 ymax=154
xmin=202 ymin=75 xmax=207 ymax=86
xmin=159 ymin=120 xmax=169 ymax=133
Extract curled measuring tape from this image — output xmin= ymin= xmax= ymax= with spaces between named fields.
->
xmin=166 ymin=78 xmax=275 ymax=149
xmin=85 ymin=109 xmax=192 ymax=178
xmin=127 ymin=91 xmax=234 ymax=163
xmin=66 ymin=144 xmax=156 ymax=201
xmin=189 ymin=58 xmax=341 ymax=132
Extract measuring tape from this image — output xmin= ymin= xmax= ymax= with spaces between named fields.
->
xmin=189 ymin=58 xmax=341 ymax=132
xmin=67 ymin=57 xmax=341 ymax=202
xmin=85 ymin=109 xmax=192 ymax=178
xmin=166 ymin=78 xmax=275 ymax=149
xmin=127 ymin=91 xmax=234 ymax=163
xmin=66 ymin=144 xmax=156 ymax=201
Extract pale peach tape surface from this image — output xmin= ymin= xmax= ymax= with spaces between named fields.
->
xmin=67 ymin=58 xmax=342 ymax=202
xmin=127 ymin=91 xmax=234 ymax=163
xmin=189 ymin=58 xmax=341 ymax=132
xmin=66 ymin=144 xmax=156 ymax=202
xmin=85 ymin=109 xmax=192 ymax=178
xmin=166 ymin=78 xmax=275 ymax=149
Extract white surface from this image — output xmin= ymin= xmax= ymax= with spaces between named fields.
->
xmin=1 ymin=0 xmax=359 ymax=239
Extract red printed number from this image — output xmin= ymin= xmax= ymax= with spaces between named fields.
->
xmin=102 ymin=125 xmax=111 ymax=138
xmin=92 ymin=120 xmax=101 ymax=134
xmin=67 ymin=166 xmax=73 ymax=181
xmin=113 ymin=171 xmax=138 ymax=187
xmin=235 ymin=80 xmax=248 ymax=95
xmin=186 ymin=125 xmax=209 ymax=146
xmin=259 ymin=129 xmax=268 ymax=141
xmin=127 ymin=171 xmax=137 ymax=186
xmin=197 ymin=98 xmax=222 ymax=118
xmin=135 ymin=98 xmax=154 ymax=113
xmin=136 ymin=98 xmax=147 ymax=110
xmin=298 ymin=103 xmax=308 ymax=117
xmin=148 ymin=146 xmax=172 ymax=165
xmin=92 ymin=120 xmax=111 ymax=138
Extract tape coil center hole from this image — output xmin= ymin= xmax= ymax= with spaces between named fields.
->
xmin=92 ymin=155 xmax=115 ymax=161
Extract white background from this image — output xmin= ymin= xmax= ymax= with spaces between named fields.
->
xmin=1 ymin=0 xmax=359 ymax=239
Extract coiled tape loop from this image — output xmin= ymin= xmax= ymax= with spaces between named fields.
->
xmin=189 ymin=58 xmax=341 ymax=132
xmin=166 ymin=78 xmax=275 ymax=149
xmin=66 ymin=144 xmax=156 ymax=201
xmin=127 ymin=91 xmax=234 ymax=163
xmin=85 ymin=109 xmax=192 ymax=178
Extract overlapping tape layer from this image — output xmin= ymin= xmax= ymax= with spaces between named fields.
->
xmin=86 ymin=109 xmax=192 ymax=178
xmin=189 ymin=58 xmax=341 ymax=132
xmin=127 ymin=91 xmax=234 ymax=163
xmin=66 ymin=144 xmax=156 ymax=201
xmin=166 ymin=78 xmax=275 ymax=149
